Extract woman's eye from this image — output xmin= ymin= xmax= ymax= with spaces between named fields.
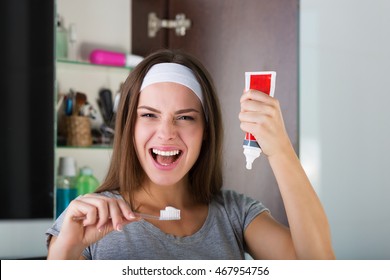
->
xmin=177 ymin=116 xmax=195 ymax=121
xmin=141 ymin=113 xmax=156 ymax=118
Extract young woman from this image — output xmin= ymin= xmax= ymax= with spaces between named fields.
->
xmin=46 ymin=49 xmax=335 ymax=260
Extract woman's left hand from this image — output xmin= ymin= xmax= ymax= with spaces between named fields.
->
xmin=239 ymin=89 xmax=292 ymax=158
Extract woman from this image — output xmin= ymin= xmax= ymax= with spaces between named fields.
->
xmin=46 ymin=49 xmax=335 ymax=260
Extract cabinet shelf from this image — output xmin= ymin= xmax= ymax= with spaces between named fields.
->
xmin=57 ymin=145 xmax=113 ymax=150
xmin=57 ymin=58 xmax=133 ymax=70
xmin=55 ymin=58 xmax=127 ymax=184
xmin=55 ymin=146 xmax=113 ymax=183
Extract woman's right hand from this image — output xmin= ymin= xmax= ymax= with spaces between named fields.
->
xmin=47 ymin=193 xmax=138 ymax=259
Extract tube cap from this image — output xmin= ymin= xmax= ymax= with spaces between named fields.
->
xmin=58 ymin=157 xmax=76 ymax=176
xmin=243 ymin=146 xmax=262 ymax=170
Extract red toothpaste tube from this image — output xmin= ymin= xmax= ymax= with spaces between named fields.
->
xmin=243 ymin=71 xmax=276 ymax=169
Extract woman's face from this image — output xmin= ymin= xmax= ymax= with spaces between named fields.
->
xmin=134 ymin=82 xmax=205 ymax=187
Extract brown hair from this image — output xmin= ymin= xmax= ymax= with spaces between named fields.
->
xmin=96 ymin=49 xmax=223 ymax=207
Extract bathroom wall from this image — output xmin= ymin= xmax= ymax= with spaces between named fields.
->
xmin=300 ymin=0 xmax=390 ymax=259
xmin=2 ymin=0 xmax=390 ymax=260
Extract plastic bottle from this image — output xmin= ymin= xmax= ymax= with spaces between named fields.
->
xmin=76 ymin=166 xmax=100 ymax=196
xmin=56 ymin=157 xmax=77 ymax=218
xmin=89 ymin=49 xmax=143 ymax=68
xmin=56 ymin=14 xmax=68 ymax=59
xmin=68 ymin=22 xmax=77 ymax=60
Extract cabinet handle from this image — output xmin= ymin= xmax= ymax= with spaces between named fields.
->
xmin=148 ymin=12 xmax=191 ymax=38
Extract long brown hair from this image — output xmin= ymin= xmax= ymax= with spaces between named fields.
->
xmin=96 ymin=49 xmax=223 ymax=207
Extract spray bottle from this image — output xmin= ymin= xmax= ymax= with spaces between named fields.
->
xmin=243 ymin=71 xmax=276 ymax=170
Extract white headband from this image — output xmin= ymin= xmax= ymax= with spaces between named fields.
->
xmin=140 ymin=63 xmax=204 ymax=108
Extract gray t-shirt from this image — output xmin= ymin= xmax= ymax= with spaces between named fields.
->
xmin=46 ymin=189 xmax=268 ymax=259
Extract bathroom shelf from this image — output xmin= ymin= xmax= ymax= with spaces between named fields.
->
xmin=56 ymin=145 xmax=113 ymax=150
xmin=55 ymin=57 xmax=129 ymax=183
xmin=57 ymin=58 xmax=133 ymax=70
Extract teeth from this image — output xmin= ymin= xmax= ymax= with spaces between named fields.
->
xmin=152 ymin=149 xmax=180 ymax=156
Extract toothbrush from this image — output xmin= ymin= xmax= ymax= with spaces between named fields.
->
xmin=72 ymin=206 xmax=181 ymax=222
xmin=136 ymin=206 xmax=181 ymax=220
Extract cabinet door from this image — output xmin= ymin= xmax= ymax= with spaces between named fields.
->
xmin=132 ymin=0 xmax=299 ymax=225
xmin=1 ymin=0 xmax=54 ymax=219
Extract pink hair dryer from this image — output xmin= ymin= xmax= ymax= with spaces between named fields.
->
xmin=89 ymin=49 xmax=143 ymax=67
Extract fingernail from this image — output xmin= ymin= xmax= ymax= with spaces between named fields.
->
xmin=116 ymin=224 xmax=123 ymax=232
xmin=128 ymin=212 xmax=136 ymax=219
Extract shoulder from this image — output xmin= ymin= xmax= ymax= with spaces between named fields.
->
xmin=215 ymin=189 xmax=266 ymax=210
xmin=97 ymin=190 xmax=120 ymax=197
xmin=95 ymin=190 xmax=122 ymax=199
xmin=212 ymin=189 xmax=269 ymax=229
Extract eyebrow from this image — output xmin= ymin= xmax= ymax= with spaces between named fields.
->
xmin=137 ymin=106 xmax=200 ymax=114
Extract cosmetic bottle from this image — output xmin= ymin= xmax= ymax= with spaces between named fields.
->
xmin=89 ymin=49 xmax=143 ymax=68
xmin=76 ymin=166 xmax=100 ymax=196
xmin=56 ymin=157 xmax=77 ymax=218
xmin=56 ymin=14 xmax=68 ymax=59
xmin=68 ymin=23 xmax=77 ymax=60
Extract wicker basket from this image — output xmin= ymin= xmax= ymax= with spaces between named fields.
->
xmin=66 ymin=116 xmax=92 ymax=147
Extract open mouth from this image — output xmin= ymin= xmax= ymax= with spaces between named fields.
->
xmin=150 ymin=148 xmax=182 ymax=166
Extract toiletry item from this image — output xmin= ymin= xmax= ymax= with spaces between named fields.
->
xmin=68 ymin=23 xmax=77 ymax=60
xmin=113 ymin=93 xmax=121 ymax=113
xmin=64 ymin=89 xmax=76 ymax=116
xmin=89 ymin=49 xmax=144 ymax=68
xmin=113 ymin=83 xmax=123 ymax=113
xmin=243 ymin=71 xmax=276 ymax=170
xmin=56 ymin=14 xmax=68 ymax=59
xmin=74 ymin=92 xmax=87 ymax=116
xmin=136 ymin=206 xmax=181 ymax=220
xmin=80 ymin=102 xmax=98 ymax=120
xmin=64 ymin=96 xmax=73 ymax=116
xmin=73 ymin=206 xmax=181 ymax=222
xmin=56 ymin=157 xmax=77 ymax=218
xmin=98 ymin=88 xmax=114 ymax=125
xmin=75 ymin=166 xmax=100 ymax=195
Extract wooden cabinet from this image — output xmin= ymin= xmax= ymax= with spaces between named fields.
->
xmin=132 ymin=0 xmax=299 ymax=225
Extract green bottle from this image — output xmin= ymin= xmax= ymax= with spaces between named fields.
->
xmin=56 ymin=14 xmax=68 ymax=59
xmin=76 ymin=166 xmax=100 ymax=195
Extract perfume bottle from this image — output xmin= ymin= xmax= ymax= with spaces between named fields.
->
xmin=56 ymin=14 xmax=68 ymax=59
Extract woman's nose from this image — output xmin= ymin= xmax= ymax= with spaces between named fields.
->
xmin=157 ymin=119 xmax=176 ymax=140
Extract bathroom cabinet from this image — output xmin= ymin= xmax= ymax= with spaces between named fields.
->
xmin=54 ymin=0 xmax=131 ymax=187
xmin=55 ymin=59 xmax=130 ymax=183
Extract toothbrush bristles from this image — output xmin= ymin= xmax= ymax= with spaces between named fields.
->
xmin=159 ymin=206 xmax=181 ymax=220
xmin=137 ymin=206 xmax=181 ymax=220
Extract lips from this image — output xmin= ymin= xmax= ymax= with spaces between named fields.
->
xmin=150 ymin=148 xmax=182 ymax=167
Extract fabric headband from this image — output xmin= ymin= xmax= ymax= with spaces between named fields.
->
xmin=140 ymin=63 xmax=205 ymax=109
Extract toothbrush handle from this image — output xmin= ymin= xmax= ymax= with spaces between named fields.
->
xmin=135 ymin=213 xmax=160 ymax=220
xmin=72 ymin=213 xmax=160 ymax=221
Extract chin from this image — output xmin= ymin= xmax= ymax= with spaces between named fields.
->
xmin=147 ymin=173 xmax=187 ymax=188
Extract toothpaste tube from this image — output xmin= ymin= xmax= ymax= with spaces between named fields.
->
xmin=243 ymin=71 xmax=276 ymax=170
